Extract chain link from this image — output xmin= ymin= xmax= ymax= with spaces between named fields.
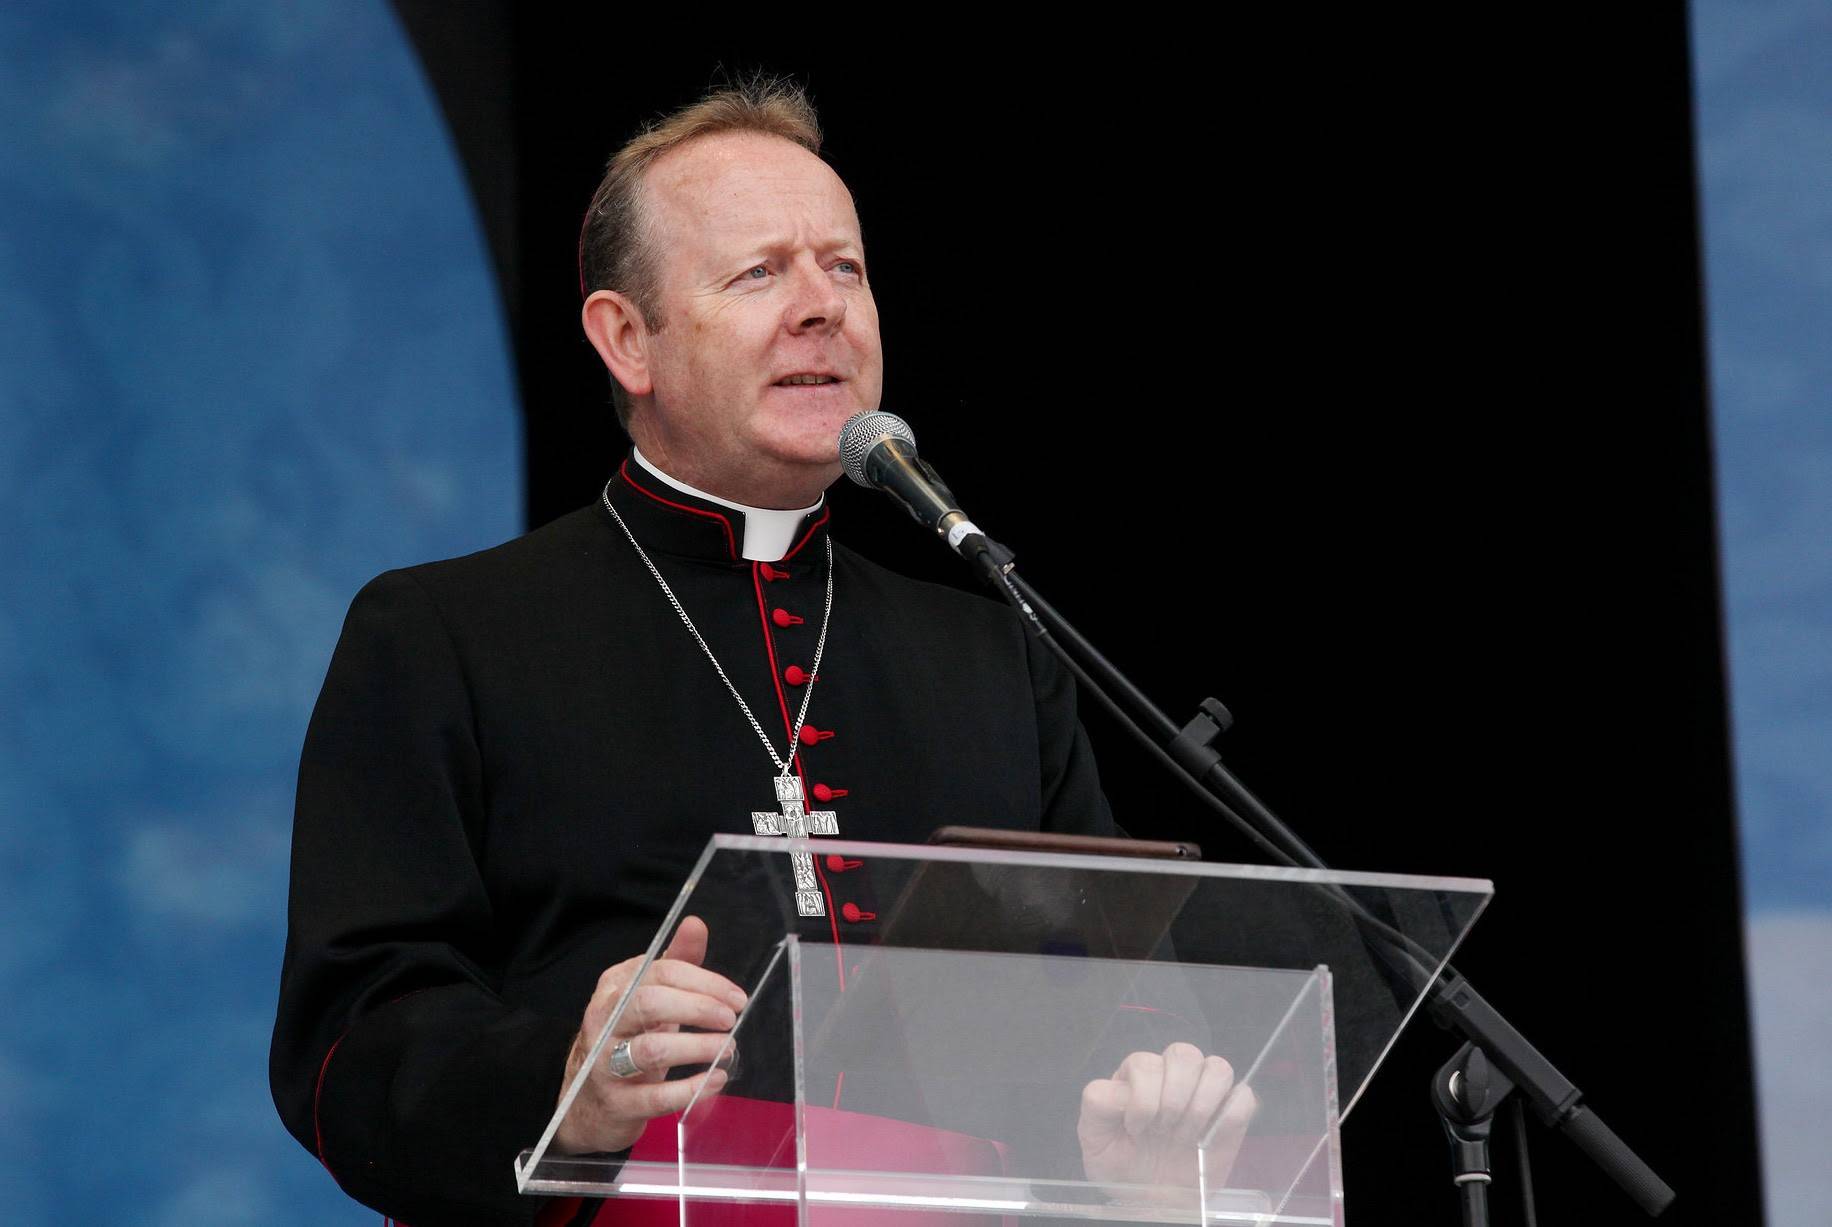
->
xmin=601 ymin=482 xmax=833 ymax=777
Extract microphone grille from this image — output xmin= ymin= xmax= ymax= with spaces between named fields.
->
xmin=839 ymin=411 xmax=917 ymax=487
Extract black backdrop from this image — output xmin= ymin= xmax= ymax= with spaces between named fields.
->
xmin=391 ymin=10 xmax=1762 ymax=1225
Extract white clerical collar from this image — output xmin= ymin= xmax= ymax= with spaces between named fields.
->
xmin=631 ymin=447 xmax=823 ymax=563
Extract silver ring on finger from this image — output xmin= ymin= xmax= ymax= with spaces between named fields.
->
xmin=607 ymin=1037 xmax=643 ymax=1079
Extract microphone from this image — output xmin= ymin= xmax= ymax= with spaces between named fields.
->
xmin=838 ymin=412 xmax=1009 ymax=569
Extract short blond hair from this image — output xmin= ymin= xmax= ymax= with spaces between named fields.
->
xmin=580 ymin=76 xmax=825 ymax=423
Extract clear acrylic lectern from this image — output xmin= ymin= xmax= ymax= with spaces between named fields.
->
xmin=517 ymin=835 xmax=1490 ymax=1224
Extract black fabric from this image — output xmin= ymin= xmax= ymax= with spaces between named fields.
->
xmin=270 ymin=458 xmax=1115 ymax=1225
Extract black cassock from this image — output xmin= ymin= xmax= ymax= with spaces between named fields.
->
xmin=270 ymin=456 xmax=1116 ymax=1225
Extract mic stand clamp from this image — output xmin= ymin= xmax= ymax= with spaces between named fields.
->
xmin=1434 ymin=1042 xmax=1517 ymax=1227
xmin=1168 ymin=698 xmax=1235 ymax=780
xmin=957 ymin=531 xmax=1016 ymax=577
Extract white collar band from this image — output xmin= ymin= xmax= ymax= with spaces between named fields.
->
xmin=631 ymin=447 xmax=823 ymax=562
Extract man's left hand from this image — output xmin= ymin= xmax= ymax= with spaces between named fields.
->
xmin=1077 ymin=1042 xmax=1258 ymax=1198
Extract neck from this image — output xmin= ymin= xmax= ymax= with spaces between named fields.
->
xmin=631 ymin=447 xmax=823 ymax=562
xmin=629 ymin=427 xmax=838 ymax=509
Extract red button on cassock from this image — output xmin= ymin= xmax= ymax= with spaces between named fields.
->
xmin=812 ymin=783 xmax=847 ymax=802
xmin=825 ymin=855 xmax=863 ymax=873
xmin=798 ymin=725 xmax=833 ymax=746
xmin=840 ymin=902 xmax=876 ymax=923
xmin=783 ymin=665 xmax=806 ymax=686
xmin=772 ymin=608 xmax=804 ymax=628
xmin=759 ymin=563 xmax=790 ymax=582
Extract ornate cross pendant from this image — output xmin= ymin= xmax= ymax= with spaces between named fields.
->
xmin=752 ymin=775 xmax=839 ymax=917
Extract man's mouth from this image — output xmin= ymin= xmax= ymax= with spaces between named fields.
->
xmin=774 ymin=374 xmax=842 ymax=386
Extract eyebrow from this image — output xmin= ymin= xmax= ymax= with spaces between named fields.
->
xmin=730 ymin=234 xmax=865 ymax=259
xmin=696 ymin=229 xmax=866 ymax=282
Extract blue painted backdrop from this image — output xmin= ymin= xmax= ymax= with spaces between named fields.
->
xmin=0 ymin=5 xmax=519 ymax=1223
xmin=1693 ymin=3 xmax=1832 ymax=1222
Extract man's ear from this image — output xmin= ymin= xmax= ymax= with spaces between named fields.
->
xmin=581 ymin=289 xmax=654 ymax=398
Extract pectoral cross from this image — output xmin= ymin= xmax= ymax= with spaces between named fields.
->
xmin=752 ymin=775 xmax=840 ymax=917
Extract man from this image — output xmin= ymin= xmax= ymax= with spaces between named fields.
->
xmin=272 ymin=79 xmax=1246 ymax=1226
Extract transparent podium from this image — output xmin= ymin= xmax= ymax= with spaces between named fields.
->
xmin=518 ymin=835 xmax=1490 ymax=1224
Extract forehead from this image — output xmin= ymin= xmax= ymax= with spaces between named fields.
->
xmin=642 ymin=131 xmax=862 ymax=264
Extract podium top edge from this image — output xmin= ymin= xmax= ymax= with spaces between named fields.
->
xmin=706 ymin=833 xmax=1494 ymax=897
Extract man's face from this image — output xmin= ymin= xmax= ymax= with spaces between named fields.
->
xmin=636 ymin=131 xmax=883 ymax=501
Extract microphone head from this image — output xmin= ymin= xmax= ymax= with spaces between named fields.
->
xmin=839 ymin=411 xmax=918 ymax=488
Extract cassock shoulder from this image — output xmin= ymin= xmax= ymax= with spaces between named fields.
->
xmin=366 ymin=504 xmax=618 ymax=608
xmin=335 ymin=506 xmax=656 ymax=679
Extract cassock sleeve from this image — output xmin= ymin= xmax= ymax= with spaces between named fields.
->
xmin=270 ymin=569 xmax=579 ymax=1226
xmin=1022 ymin=623 xmax=1120 ymax=838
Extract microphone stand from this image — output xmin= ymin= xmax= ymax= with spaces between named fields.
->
xmin=958 ymin=541 xmax=1675 ymax=1221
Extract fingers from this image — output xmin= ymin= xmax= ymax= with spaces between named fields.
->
xmin=560 ymin=1064 xmax=731 ymax=1152
xmin=1203 ymin=1079 xmax=1258 ymax=1149
xmin=1116 ymin=1050 xmax=1165 ymax=1138
xmin=553 ymin=919 xmax=740 ymax=1156
xmin=1077 ymin=1076 xmax=1132 ymax=1153
xmin=582 ymin=913 xmax=741 ymax=1030
xmin=1110 ymin=1044 xmax=1241 ymax=1142
xmin=1079 ymin=1077 xmax=1130 ymax=1126
xmin=619 ymin=1067 xmax=730 ymax=1120
xmin=1078 ymin=1044 xmax=1261 ymax=1194
xmin=1198 ymin=1079 xmax=1258 ymax=1182
xmin=1179 ymin=1054 xmax=1237 ymax=1145
xmin=584 ymin=956 xmax=749 ymax=1037
xmin=613 ymin=983 xmax=739 ymax=1036
xmin=601 ymin=1030 xmax=735 ymax=1082
xmin=594 ymin=958 xmax=748 ymax=1015
xmin=1156 ymin=1043 xmax=1203 ymax=1138
xmin=662 ymin=914 xmax=710 ymax=966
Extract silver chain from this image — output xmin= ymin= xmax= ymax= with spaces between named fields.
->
xmin=601 ymin=481 xmax=833 ymax=777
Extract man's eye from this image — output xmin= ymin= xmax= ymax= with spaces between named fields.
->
xmin=835 ymin=260 xmax=860 ymax=276
xmin=743 ymin=265 xmax=769 ymax=280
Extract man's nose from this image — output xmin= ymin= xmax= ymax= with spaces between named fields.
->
xmin=784 ymin=260 xmax=846 ymax=334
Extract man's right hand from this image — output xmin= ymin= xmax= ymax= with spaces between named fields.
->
xmin=552 ymin=915 xmax=748 ymax=1154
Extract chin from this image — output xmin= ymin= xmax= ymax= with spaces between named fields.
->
xmin=770 ymin=440 xmax=844 ymax=470
xmin=755 ymin=414 xmax=853 ymax=466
